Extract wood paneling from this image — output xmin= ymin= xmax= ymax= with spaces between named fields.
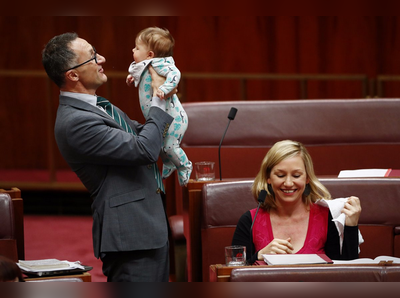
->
xmin=1 ymin=16 xmax=400 ymax=186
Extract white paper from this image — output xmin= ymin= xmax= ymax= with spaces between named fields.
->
xmin=333 ymin=255 xmax=400 ymax=264
xmin=262 ymin=254 xmax=329 ymax=265
xmin=18 ymin=259 xmax=84 ymax=272
xmin=338 ymin=169 xmax=389 ymax=178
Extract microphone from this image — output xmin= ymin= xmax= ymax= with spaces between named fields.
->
xmin=249 ymin=189 xmax=267 ymax=263
xmin=228 ymin=107 xmax=237 ymax=120
xmin=218 ymin=107 xmax=237 ymax=180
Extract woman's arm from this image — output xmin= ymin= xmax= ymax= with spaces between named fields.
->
xmin=325 ymin=212 xmax=359 ymax=260
xmin=231 ymin=211 xmax=258 ymax=264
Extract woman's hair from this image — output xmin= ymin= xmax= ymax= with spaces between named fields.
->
xmin=42 ymin=32 xmax=78 ymax=88
xmin=0 ymin=255 xmax=24 ymax=282
xmin=252 ymin=140 xmax=331 ymax=211
xmin=136 ymin=27 xmax=174 ymax=57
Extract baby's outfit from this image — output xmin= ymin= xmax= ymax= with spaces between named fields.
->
xmin=128 ymin=57 xmax=192 ymax=186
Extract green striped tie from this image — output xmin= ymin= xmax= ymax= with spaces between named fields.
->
xmin=96 ymin=96 xmax=164 ymax=193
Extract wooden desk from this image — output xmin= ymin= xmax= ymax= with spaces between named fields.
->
xmin=209 ymin=264 xmax=242 ymax=282
xmin=25 ymin=272 xmax=91 ymax=282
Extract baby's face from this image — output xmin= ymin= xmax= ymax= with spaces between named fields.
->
xmin=132 ymin=38 xmax=151 ymax=63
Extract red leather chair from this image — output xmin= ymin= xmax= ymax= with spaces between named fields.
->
xmin=0 ymin=193 xmax=18 ymax=262
xmin=201 ymin=178 xmax=400 ymax=281
xmin=168 ymin=215 xmax=187 ymax=281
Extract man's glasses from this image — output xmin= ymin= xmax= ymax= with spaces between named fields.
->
xmin=65 ymin=47 xmax=97 ymax=72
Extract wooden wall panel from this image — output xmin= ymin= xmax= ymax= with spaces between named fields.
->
xmin=1 ymin=16 xmax=400 ymax=178
xmin=1 ymin=77 xmax=49 ymax=169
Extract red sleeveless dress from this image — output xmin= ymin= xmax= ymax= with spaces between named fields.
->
xmin=250 ymin=203 xmax=329 ymax=254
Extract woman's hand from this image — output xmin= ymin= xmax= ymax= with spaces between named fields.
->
xmin=343 ymin=196 xmax=361 ymax=226
xmin=257 ymin=238 xmax=293 ymax=260
xmin=148 ymin=66 xmax=177 ymax=98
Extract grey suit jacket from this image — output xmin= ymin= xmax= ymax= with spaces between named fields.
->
xmin=55 ymin=95 xmax=174 ymax=258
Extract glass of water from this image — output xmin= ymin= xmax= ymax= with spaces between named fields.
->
xmin=225 ymin=245 xmax=246 ymax=266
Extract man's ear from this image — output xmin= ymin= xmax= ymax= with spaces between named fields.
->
xmin=148 ymin=51 xmax=155 ymax=59
xmin=65 ymin=70 xmax=79 ymax=82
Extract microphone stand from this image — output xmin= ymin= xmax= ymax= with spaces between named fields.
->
xmin=219 ymin=120 xmax=232 ymax=181
xmin=249 ymin=190 xmax=267 ymax=264
xmin=218 ymin=107 xmax=237 ymax=181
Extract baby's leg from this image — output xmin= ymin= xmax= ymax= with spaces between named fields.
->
xmin=160 ymin=149 xmax=176 ymax=179
xmin=162 ymin=98 xmax=192 ymax=185
xmin=162 ymin=137 xmax=192 ymax=186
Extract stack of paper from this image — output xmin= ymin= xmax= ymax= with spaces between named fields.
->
xmin=333 ymin=255 xmax=400 ymax=264
xmin=18 ymin=259 xmax=84 ymax=272
xmin=262 ymin=254 xmax=333 ymax=265
xmin=338 ymin=169 xmax=400 ymax=178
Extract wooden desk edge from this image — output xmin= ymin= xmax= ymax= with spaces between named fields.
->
xmin=25 ymin=272 xmax=91 ymax=282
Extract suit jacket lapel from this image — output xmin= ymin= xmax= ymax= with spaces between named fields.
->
xmin=59 ymin=95 xmax=124 ymax=129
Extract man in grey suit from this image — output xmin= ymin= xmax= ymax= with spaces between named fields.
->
xmin=42 ymin=32 xmax=174 ymax=282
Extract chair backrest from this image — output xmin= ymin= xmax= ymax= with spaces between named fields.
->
xmin=0 ymin=188 xmax=24 ymax=260
xmin=182 ymin=99 xmax=400 ymax=178
xmin=0 ymin=193 xmax=17 ymax=262
xmin=201 ymin=178 xmax=400 ymax=281
xmin=201 ymin=180 xmax=257 ymax=281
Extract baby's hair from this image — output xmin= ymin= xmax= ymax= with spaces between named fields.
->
xmin=136 ymin=27 xmax=175 ymax=57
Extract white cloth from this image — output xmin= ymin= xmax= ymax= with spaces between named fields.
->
xmin=128 ymin=59 xmax=153 ymax=87
xmin=316 ymin=198 xmax=364 ymax=254
xmin=127 ymin=59 xmax=165 ymax=111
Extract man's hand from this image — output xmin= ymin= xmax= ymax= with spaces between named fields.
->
xmin=148 ymin=65 xmax=177 ymax=98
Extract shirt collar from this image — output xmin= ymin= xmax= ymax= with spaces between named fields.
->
xmin=60 ymin=91 xmax=98 ymax=107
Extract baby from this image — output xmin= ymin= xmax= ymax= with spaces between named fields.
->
xmin=126 ymin=27 xmax=192 ymax=186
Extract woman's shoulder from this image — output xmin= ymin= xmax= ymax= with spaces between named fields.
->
xmin=238 ymin=210 xmax=254 ymax=223
xmin=241 ymin=210 xmax=252 ymax=219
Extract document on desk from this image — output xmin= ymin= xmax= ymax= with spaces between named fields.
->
xmin=262 ymin=254 xmax=333 ymax=265
xmin=337 ymin=169 xmax=397 ymax=178
xmin=18 ymin=259 xmax=85 ymax=272
xmin=332 ymin=256 xmax=400 ymax=264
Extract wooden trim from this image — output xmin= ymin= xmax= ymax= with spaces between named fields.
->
xmin=25 ymin=272 xmax=92 ymax=282
xmin=0 ymin=182 xmax=87 ymax=192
